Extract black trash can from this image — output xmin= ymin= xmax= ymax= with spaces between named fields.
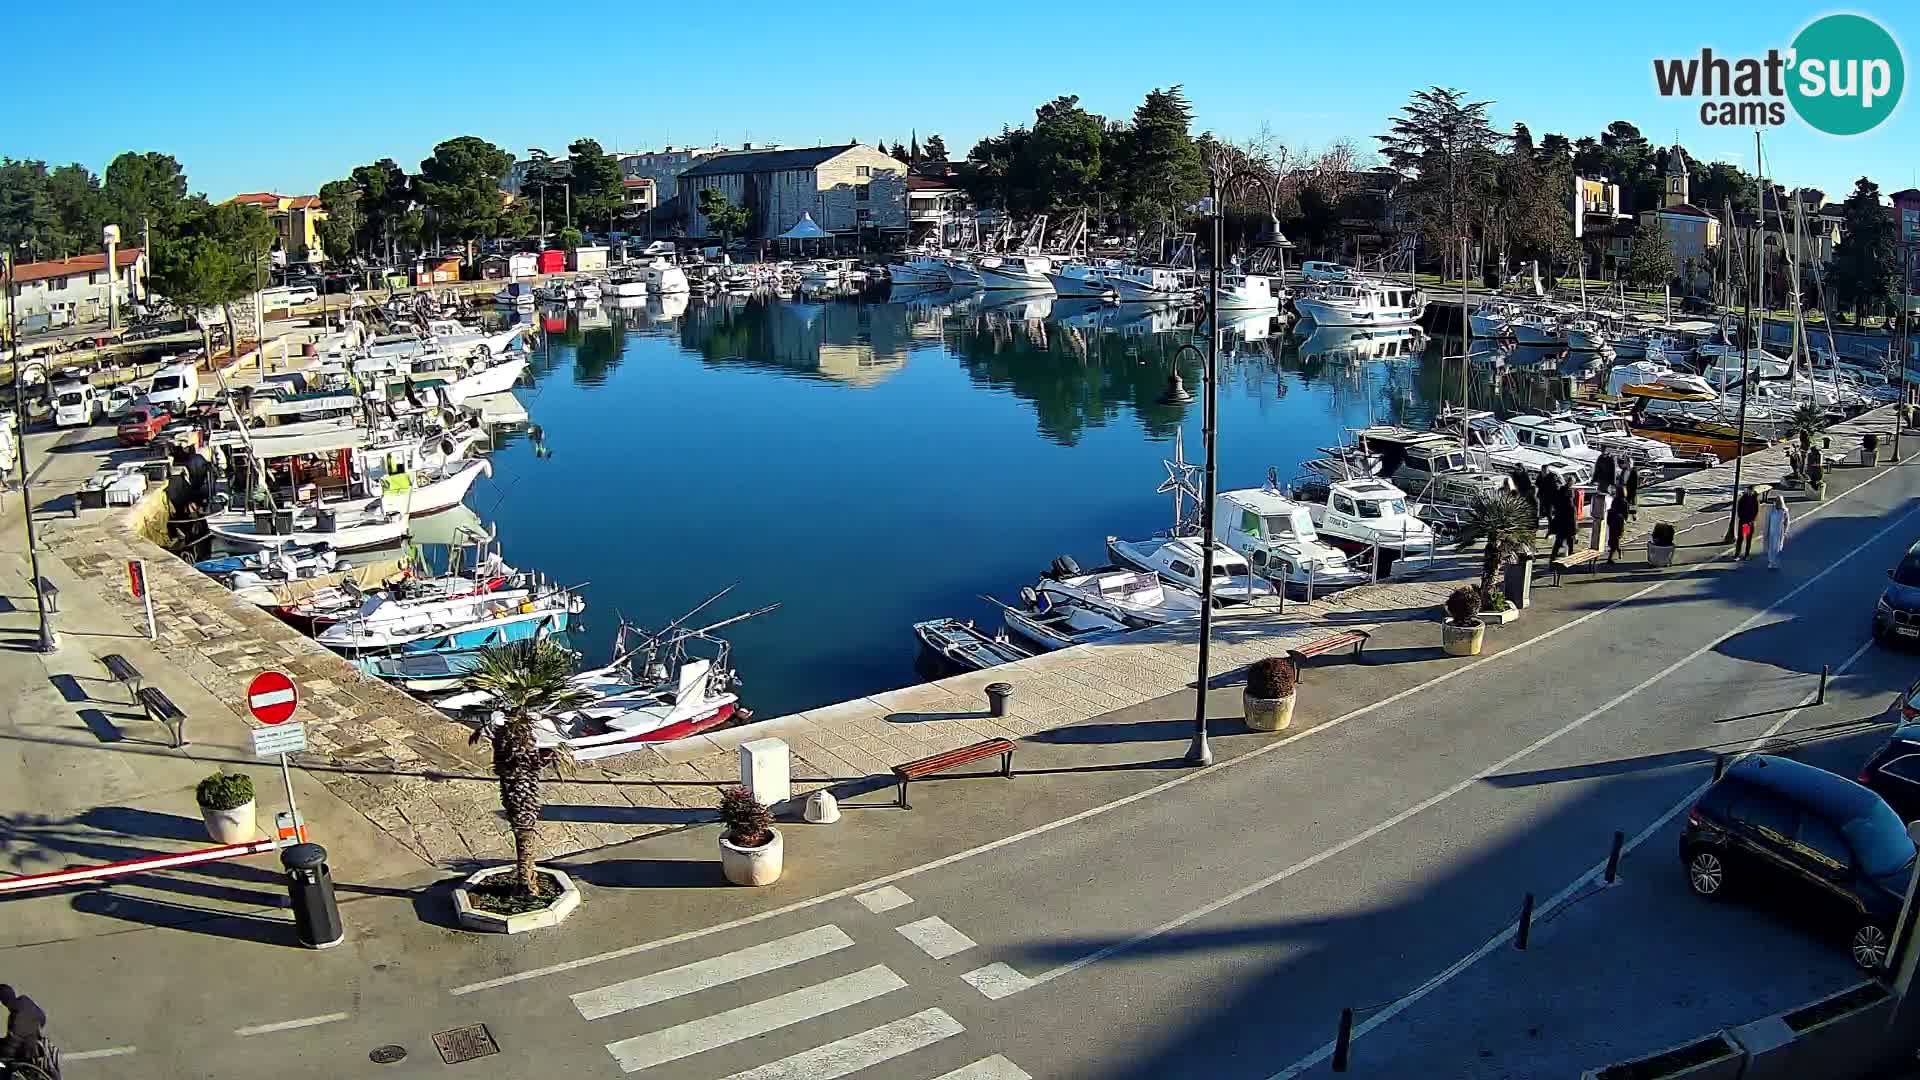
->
xmin=281 ymin=843 xmax=345 ymax=949
xmin=986 ymin=682 xmax=1014 ymax=719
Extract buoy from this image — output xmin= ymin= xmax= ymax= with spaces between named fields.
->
xmin=803 ymin=790 xmax=840 ymax=824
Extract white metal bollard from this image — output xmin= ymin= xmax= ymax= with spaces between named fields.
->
xmin=739 ymin=737 xmax=791 ymax=808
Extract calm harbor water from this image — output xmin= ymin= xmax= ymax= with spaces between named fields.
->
xmin=468 ymin=289 xmax=1483 ymax=721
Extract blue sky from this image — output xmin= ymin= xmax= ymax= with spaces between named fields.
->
xmin=7 ymin=1 xmax=1914 ymax=202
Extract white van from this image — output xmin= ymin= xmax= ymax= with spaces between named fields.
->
xmin=146 ymin=363 xmax=200 ymax=412
xmin=52 ymin=380 xmax=99 ymax=427
xmin=262 ymin=285 xmax=319 ymax=310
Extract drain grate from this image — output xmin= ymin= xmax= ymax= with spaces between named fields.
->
xmin=432 ymin=1024 xmax=500 ymax=1065
xmin=369 ymin=1045 xmax=408 ymax=1065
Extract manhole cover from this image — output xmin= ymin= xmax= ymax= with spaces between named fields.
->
xmin=369 ymin=1045 xmax=408 ymax=1065
xmin=433 ymin=1024 xmax=500 ymax=1065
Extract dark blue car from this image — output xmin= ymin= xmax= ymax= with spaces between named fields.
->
xmin=1872 ymin=543 xmax=1920 ymax=644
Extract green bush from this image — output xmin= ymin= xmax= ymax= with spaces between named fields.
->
xmin=718 ymin=785 xmax=774 ymax=848
xmin=1481 ymin=587 xmax=1511 ymax=612
xmin=1446 ymin=586 xmax=1481 ymax=626
xmin=196 ymin=771 xmax=255 ymax=811
xmin=1246 ymin=657 xmax=1297 ymax=698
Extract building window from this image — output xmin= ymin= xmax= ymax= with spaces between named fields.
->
xmin=857 ymin=209 xmax=870 ymax=222
xmin=88 ymin=271 xmax=101 ymax=285
xmin=856 ymin=186 xmax=869 ymax=202
xmin=856 ymin=166 xmax=870 ymax=178
xmin=47 ymin=278 xmax=68 ymax=292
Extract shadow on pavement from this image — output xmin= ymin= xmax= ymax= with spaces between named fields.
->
xmin=77 ymin=807 xmax=208 ymax=842
xmin=69 ymin=892 xmax=299 ymax=947
xmin=558 ymin=858 xmax=725 ymax=890
xmin=543 ymin=803 xmax=709 ymax=827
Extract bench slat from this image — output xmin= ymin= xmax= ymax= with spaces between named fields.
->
xmin=102 ymin=654 xmax=141 ymax=681
xmin=895 ymin=739 xmax=1014 ymax=778
xmin=1291 ymin=630 xmax=1369 ymax=657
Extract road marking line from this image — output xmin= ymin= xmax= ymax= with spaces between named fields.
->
xmin=1266 ymin=634 xmax=1881 ymax=1079
xmin=573 ymin=925 xmax=855 ymax=1021
xmin=233 ymin=1012 xmax=350 ymax=1037
xmin=933 ymin=1056 xmax=1035 ymax=1080
xmin=717 ymin=1007 xmax=963 ymax=1080
xmin=64 ymin=1046 xmax=138 ymax=1061
xmin=895 ymin=915 xmax=977 ymax=959
xmin=960 ymin=962 xmax=1034 ymax=1000
xmin=604 ymin=965 xmax=905 ymax=1074
xmin=854 ymin=885 xmax=913 ymax=914
xmin=451 ymin=458 xmax=1904 ymax=998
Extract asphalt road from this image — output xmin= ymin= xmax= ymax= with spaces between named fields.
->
xmin=13 ymin=446 xmax=1920 ymax=1080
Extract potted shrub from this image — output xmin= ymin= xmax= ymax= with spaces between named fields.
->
xmin=1862 ymin=432 xmax=1880 ymax=465
xmin=1243 ymin=656 xmax=1297 ymax=732
xmin=1648 ymin=521 xmax=1678 ymax=567
xmin=1453 ymin=494 xmax=1538 ymax=613
xmin=196 ymin=771 xmax=257 ymax=844
xmin=1479 ymin=584 xmax=1518 ymax=624
xmin=1808 ymin=460 xmax=1827 ymax=500
xmin=1441 ymin=586 xmax=1486 ymax=656
xmin=718 ymin=785 xmax=783 ymax=886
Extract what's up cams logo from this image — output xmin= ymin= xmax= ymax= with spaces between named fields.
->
xmin=1653 ymin=13 xmax=1904 ymax=135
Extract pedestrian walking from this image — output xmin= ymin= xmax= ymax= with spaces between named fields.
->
xmin=1534 ymin=467 xmax=1560 ymax=535
xmin=1606 ymin=489 xmax=1629 ymax=564
xmin=0 ymin=984 xmax=46 ymax=1062
xmin=1623 ymin=460 xmax=1641 ymax=518
xmin=1513 ymin=467 xmax=1537 ymax=521
xmin=1735 ymin=485 xmax=1761 ymax=560
xmin=1550 ymin=484 xmax=1579 ymax=559
xmin=1765 ymin=492 xmax=1792 ymax=569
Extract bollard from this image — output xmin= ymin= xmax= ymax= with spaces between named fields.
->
xmin=1331 ymin=1007 xmax=1355 ymax=1072
xmin=986 ymin=682 xmax=1014 ymax=718
xmin=1817 ymin=664 xmax=1830 ymax=706
xmin=281 ymin=843 xmax=344 ymax=949
xmin=1675 ymin=487 xmax=1686 ymax=506
xmin=1515 ymin=892 xmax=1535 ymax=950
xmin=1604 ymin=830 xmax=1625 ymax=884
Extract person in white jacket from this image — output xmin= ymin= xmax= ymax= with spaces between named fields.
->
xmin=1765 ymin=493 xmax=1792 ymax=570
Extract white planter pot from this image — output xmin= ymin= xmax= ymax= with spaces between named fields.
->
xmin=1648 ymin=542 xmax=1676 ymax=567
xmin=1244 ymin=691 xmax=1296 ymax=732
xmin=1442 ymin=620 xmax=1485 ymax=657
xmin=1479 ymin=606 xmax=1519 ymax=625
xmin=720 ymin=827 xmax=784 ymax=886
xmin=200 ymin=799 xmax=257 ymax=844
xmin=452 ymin=865 xmax=582 ymax=934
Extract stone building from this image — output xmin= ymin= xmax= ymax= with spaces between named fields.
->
xmin=676 ymin=144 xmax=908 ymax=244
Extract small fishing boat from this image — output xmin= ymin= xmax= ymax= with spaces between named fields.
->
xmin=352 ymin=650 xmax=490 ymax=693
xmin=1104 ymin=535 xmax=1275 ymax=604
xmin=1211 ymin=272 xmax=1280 ymax=311
xmin=196 ymin=541 xmax=339 ymax=579
xmin=443 ymin=355 xmax=528 ymax=404
xmin=317 ymin=584 xmax=581 ymax=653
xmin=992 ymin=589 xmax=1127 ymax=652
xmin=1035 ymin=556 xmax=1203 ymax=627
xmin=1214 ymin=484 xmax=1371 ymax=593
xmin=912 ymin=618 xmax=1032 ymax=672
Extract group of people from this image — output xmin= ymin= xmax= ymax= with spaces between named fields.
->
xmin=1512 ymin=450 xmax=1644 ymax=564
xmin=1735 ymin=484 xmax=1794 ymax=568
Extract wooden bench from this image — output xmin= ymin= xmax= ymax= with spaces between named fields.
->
xmin=1548 ymin=549 xmax=1604 ymax=585
xmin=33 ymin=575 xmax=58 ymax=613
xmin=137 ymin=686 xmax=187 ymax=748
xmin=892 ymin=738 xmax=1014 ymax=809
xmin=1286 ymin=629 xmax=1371 ymax=678
xmin=101 ymin=653 xmax=143 ymax=704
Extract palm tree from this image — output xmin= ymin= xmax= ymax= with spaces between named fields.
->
xmin=467 ymin=641 xmax=595 ymax=896
xmin=1784 ymin=401 xmax=1824 ymax=477
xmin=1452 ymin=492 xmax=1540 ymax=597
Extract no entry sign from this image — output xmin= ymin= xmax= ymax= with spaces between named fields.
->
xmin=247 ymin=670 xmax=299 ymax=725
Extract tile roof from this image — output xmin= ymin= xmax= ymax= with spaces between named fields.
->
xmin=12 ymin=249 xmax=143 ymax=285
xmin=680 ymin=144 xmax=859 ymax=179
xmin=230 ymin=192 xmax=284 ymax=207
xmin=286 ymin=195 xmax=322 ymax=210
xmin=1655 ymin=203 xmax=1713 ymax=219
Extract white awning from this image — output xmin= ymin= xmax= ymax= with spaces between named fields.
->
xmin=777 ymin=213 xmax=827 ymax=240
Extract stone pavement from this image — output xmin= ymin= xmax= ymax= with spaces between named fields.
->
xmin=12 ymin=404 xmax=1897 ymax=876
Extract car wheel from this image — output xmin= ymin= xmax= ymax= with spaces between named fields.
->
xmin=1686 ymin=848 xmax=1727 ymax=898
xmin=1852 ymin=921 xmax=1891 ymax=971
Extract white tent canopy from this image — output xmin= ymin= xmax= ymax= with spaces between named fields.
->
xmin=778 ymin=213 xmax=827 ymax=240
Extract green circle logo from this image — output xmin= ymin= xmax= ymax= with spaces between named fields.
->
xmin=1788 ymin=14 xmax=1905 ymax=135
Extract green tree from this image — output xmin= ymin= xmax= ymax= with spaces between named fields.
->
xmin=697 ymin=187 xmax=750 ymax=244
xmin=1627 ymin=219 xmax=1675 ymax=289
xmin=1118 ymin=86 xmax=1205 ymax=226
xmin=565 ymin=138 xmax=624 ymax=232
xmin=103 ymin=152 xmax=191 ymax=243
xmin=1692 ymin=160 xmax=1759 ymax=216
xmin=889 ymin=141 xmax=911 ymax=164
xmin=149 ymin=201 xmax=272 ymax=354
xmin=1486 ymin=130 xmax=1570 ymax=281
xmin=1378 ymin=87 xmax=1503 ymax=279
xmin=1025 ymin=95 xmax=1105 ymax=212
xmin=923 ymin=133 xmax=949 ymax=162
xmin=465 ymin=641 xmax=594 ymax=896
xmin=1829 ymin=177 xmax=1898 ymax=324
xmin=415 ymin=136 xmax=514 ymax=250
xmin=556 ymin=226 xmax=582 ymax=252
xmin=315 ymin=180 xmax=362 ymax=262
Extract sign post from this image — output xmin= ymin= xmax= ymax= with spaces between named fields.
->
xmin=128 ymin=559 xmax=155 ymax=640
xmin=247 ymin=671 xmax=306 ymax=847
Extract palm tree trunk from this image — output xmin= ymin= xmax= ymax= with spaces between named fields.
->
xmin=514 ymin=826 xmax=540 ymax=895
xmin=1482 ymin=544 xmax=1500 ymax=597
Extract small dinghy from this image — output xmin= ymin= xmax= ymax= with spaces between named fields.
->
xmin=196 ymin=541 xmax=339 ymax=578
xmin=1035 ymin=556 xmax=1203 ymax=628
xmin=913 ymin=618 xmax=1032 ymax=672
xmin=986 ymin=589 xmax=1126 ymax=652
xmin=353 ymin=650 xmax=490 ymax=693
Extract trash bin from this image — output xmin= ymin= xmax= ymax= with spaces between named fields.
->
xmin=1504 ymin=551 xmax=1535 ymax=610
xmin=281 ymin=843 xmax=345 ymax=949
xmin=313 ymin=507 xmax=337 ymax=533
xmin=986 ymin=682 xmax=1014 ymax=719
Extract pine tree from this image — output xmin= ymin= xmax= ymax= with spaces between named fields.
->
xmin=1830 ymin=177 xmax=1898 ymax=324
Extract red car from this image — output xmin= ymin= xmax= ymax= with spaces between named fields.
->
xmin=116 ymin=404 xmax=171 ymax=446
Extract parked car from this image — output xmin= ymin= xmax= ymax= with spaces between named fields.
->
xmin=1872 ymin=542 xmax=1920 ymax=644
xmin=101 ymin=384 xmax=142 ymax=420
xmin=1680 ymin=754 xmax=1915 ymax=970
xmin=116 ymin=404 xmax=171 ymax=446
xmin=1859 ymin=686 xmax=1920 ymax=823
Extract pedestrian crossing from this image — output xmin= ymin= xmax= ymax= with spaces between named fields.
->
xmin=565 ymin=888 xmax=1033 ymax=1078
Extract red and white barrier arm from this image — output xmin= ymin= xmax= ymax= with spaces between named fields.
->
xmin=0 ymin=838 xmax=281 ymax=895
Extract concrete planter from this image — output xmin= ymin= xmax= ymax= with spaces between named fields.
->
xmin=1648 ymin=542 xmax=1676 ymax=567
xmin=1441 ymin=620 xmax=1484 ymax=656
xmin=1732 ymin=981 xmax=1896 ymax=1080
xmin=1579 ymin=1031 xmax=1745 ymax=1080
xmin=1244 ymin=691 xmax=1296 ymax=732
xmin=720 ymin=827 xmax=784 ymax=886
xmin=453 ymin=866 xmax=582 ymax=934
xmin=200 ymin=799 xmax=257 ymax=844
xmin=1479 ymin=605 xmax=1519 ymax=625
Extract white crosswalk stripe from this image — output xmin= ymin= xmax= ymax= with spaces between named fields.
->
xmin=716 ymin=1008 xmax=963 ymax=1080
xmin=573 ymin=925 xmax=854 ymax=1020
xmin=604 ymin=964 xmax=907 ymax=1074
xmin=894 ymin=916 xmax=977 ymax=960
xmin=853 ymin=885 xmax=914 ymax=914
xmin=933 ymin=1056 xmax=1035 ymax=1080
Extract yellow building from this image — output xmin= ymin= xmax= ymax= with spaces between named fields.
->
xmin=229 ymin=192 xmax=329 ymax=264
xmin=1632 ymin=146 xmax=1721 ymax=289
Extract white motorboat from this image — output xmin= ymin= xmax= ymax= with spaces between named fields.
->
xmin=1294 ymin=279 xmax=1425 ymax=327
xmin=639 ymin=257 xmax=689 ymax=295
xmin=493 ymin=283 xmax=536 ymax=308
xmin=995 ymin=589 xmax=1127 ymax=652
xmin=603 ymin=274 xmax=649 ymax=299
xmin=1034 ymin=556 xmax=1202 ymax=627
xmin=443 ymin=355 xmax=528 ymax=404
xmin=1567 ymin=320 xmax=1611 ymax=352
xmin=975 ymin=253 xmax=1056 ymax=291
xmin=1214 ymin=485 xmax=1370 ymax=592
xmin=207 ymin=499 xmax=412 ymax=553
xmin=1105 ymin=535 xmax=1275 ymax=604
xmin=944 ymin=255 xmax=984 ymax=287
xmin=1106 ymin=263 xmax=1202 ymax=304
xmin=1503 ymin=414 xmax=1604 ymax=473
xmin=1289 ymin=475 xmax=1437 ymax=559
xmin=377 ymin=456 xmax=491 ymax=516
xmin=1509 ymin=311 xmax=1569 ymax=345
xmin=318 ymin=583 xmax=580 ymax=653
xmin=888 ymin=250 xmax=955 ymax=285
xmin=1469 ymin=303 xmax=1514 ymax=338
xmin=1433 ymin=408 xmax=1591 ymax=486
xmin=1045 ymin=260 xmax=1117 ymax=299
xmin=1554 ymin=407 xmax=1708 ymax=469
xmin=1211 ymin=272 xmax=1280 ymax=311
xmin=1346 ymin=427 xmax=1514 ymax=504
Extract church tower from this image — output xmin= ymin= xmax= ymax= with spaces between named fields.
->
xmin=1663 ymin=145 xmax=1692 ymax=208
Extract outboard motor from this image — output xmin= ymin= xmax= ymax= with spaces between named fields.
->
xmin=1049 ymin=555 xmax=1081 ymax=579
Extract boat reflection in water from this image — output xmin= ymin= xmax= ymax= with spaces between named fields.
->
xmin=1294 ymin=324 xmax=1428 ymax=366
